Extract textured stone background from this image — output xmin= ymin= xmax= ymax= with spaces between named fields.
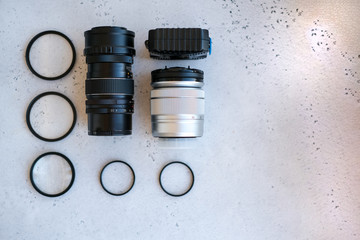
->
xmin=0 ymin=0 xmax=359 ymax=239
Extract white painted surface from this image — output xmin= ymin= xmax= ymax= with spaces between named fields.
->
xmin=0 ymin=0 xmax=359 ymax=239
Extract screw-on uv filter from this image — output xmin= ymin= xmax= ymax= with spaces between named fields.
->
xmin=159 ymin=161 xmax=194 ymax=197
xmin=30 ymin=152 xmax=75 ymax=197
xmin=26 ymin=92 xmax=77 ymax=142
xmin=100 ymin=161 xmax=135 ymax=196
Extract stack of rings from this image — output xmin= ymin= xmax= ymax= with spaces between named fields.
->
xmin=25 ymin=30 xmax=77 ymax=142
xmin=98 ymin=161 xmax=195 ymax=197
xmin=26 ymin=30 xmax=78 ymax=197
xmin=29 ymin=158 xmax=195 ymax=197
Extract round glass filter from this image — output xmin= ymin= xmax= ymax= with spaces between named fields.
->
xmin=25 ymin=30 xmax=76 ymax=80
xmin=30 ymin=152 xmax=75 ymax=197
xmin=100 ymin=161 xmax=135 ymax=196
xmin=159 ymin=161 xmax=195 ymax=197
xmin=26 ymin=92 xmax=77 ymax=142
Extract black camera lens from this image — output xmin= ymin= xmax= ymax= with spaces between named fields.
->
xmin=84 ymin=26 xmax=135 ymax=136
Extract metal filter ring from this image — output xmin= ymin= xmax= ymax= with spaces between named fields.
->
xmin=26 ymin=91 xmax=77 ymax=142
xmin=30 ymin=152 xmax=75 ymax=197
xmin=100 ymin=160 xmax=136 ymax=196
xmin=25 ymin=30 xmax=76 ymax=80
xmin=159 ymin=161 xmax=195 ymax=197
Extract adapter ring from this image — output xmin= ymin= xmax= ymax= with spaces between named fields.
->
xmin=100 ymin=160 xmax=136 ymax=196
xmin=26 ymin=91 xmax=77 ymax=142
xmin=25 ymin=30 xmax=76 ymax=80
xmin=30 ymin=152 xmax=75 ymax=197
xmin=159 ymin=161 xmax=195 ymax=197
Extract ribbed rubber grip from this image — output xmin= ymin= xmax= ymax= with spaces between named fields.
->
xmin=145 ymin=28 xmax=210 ymax=59
xmin=86 ymin=79 xmax=134 ymax=95
xmin=84 ymin=46 xmax=135 ymax=56
xmin=147 ymin=28 xmax=209 ymax=51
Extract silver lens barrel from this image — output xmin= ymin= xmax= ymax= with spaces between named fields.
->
xmin=150 ymin=67 xmax=205 ymax=138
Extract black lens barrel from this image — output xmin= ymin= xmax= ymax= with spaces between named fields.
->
xmin=84 ymin=26 xmax=135 ymax=136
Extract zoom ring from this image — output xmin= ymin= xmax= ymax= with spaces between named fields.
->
xmin=86 ymin=79 xmax=134 ymax=95
xmin=85 ymin=55 xmax=133 ymax=64
xmin=84 ymin=46 xmax=135 ymax=55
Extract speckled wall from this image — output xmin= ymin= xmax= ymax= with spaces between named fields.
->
xmin=0 ymin=0 xmax=359 ymax=239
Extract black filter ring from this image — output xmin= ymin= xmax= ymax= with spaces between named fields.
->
xmin=30 ymin=152 xmax=75 ymax=197
xmin=26 ymin=91 xmax=77 ymax=142
xmin=25 ymin=30 xmax=76 ymax=80
xmin=159 ymin=161 xmax=195 ymax=197
xmin=100 ymin=160 xmax=135 ymax=196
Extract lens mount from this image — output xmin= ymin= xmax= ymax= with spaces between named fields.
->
xmin=151 ymin=66 xmax=204 ymax=84
xmin=84 ymin=26 xmax=135 ymax=57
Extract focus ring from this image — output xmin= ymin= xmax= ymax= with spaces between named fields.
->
xmin=151 ymin=98 xmax=204 ymax=115
xmin=86 ymin=79 xmax=134 ymax=95
xmin=86 ymin=55 xmax=133 ymax=64
xmin=84 ymin=46 xmax=135 ymax=55
xmin=86 ymin=98 xmax=133 ymax=105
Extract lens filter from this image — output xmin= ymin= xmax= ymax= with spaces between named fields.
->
xmin=159 ymin=161 xmax=194 ymax=197
xmin=26 ymin=92 xmax=77 ymax=142
xmin=100 ymin=160 xmax=135 ymax=196
xmin=30 ymin=152 xmax=75 ymax=197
